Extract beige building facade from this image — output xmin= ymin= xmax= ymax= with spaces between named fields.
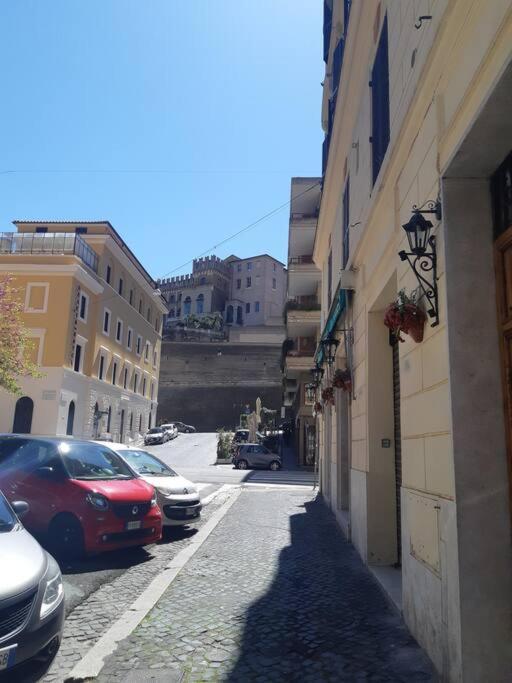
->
xmin=0 ymin=221 xmax=167 ymax=442
xmin=311 ymin=1 xmax=512 ymax=680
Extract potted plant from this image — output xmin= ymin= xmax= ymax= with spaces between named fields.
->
xmin=332 ymin=368 xmax=352 ymax=393
xmin=314 ymin=401 xmax=322 ymax=415
xmin=384 ymin=289 xmax=426 ymax=343
xmin=321 ymin=386 xmax=335 ymax=405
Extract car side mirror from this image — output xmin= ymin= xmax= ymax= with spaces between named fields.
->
xmin=11 ymin=500 xmax=29 ymax=518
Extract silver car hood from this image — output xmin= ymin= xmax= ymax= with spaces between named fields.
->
xmin=142 ymin=474 xmax=197 ymax=496
xmin=0 ymin=527 xmax=47 ymax=599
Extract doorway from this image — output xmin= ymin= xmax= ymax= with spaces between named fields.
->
xmin=66 ymin=401 xmax=75 ymax=436
xmin=391 ymin=337 xmax=402 ymax=564
xmin=12 ymin=396 xmax=34 ymax=433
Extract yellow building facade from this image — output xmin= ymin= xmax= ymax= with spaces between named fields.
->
xmin=313 ymin=1 xmax=512 ymax=680
xmin=0 ymin=221 xmax=167 ymax=441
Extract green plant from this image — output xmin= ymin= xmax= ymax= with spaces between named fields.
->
xmin=216 ymin=429 xmax=233 ymax=459
xmin=384 ymin=289 xmax=426 ymax=343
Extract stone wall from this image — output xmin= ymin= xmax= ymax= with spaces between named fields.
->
xmin=157 ymin=341 xmax=282 ymax=431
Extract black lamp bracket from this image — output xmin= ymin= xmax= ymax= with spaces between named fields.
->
xmin=412 ymin=199 xmax=442 ymax=221
xmin=414 ymin=15 xmax=432 ymax=29
xmin=399 ymin=236 xmax=439 ymax=327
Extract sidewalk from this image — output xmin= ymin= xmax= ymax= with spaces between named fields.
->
xmin=95 ymin=489 xmax=436 ymax=682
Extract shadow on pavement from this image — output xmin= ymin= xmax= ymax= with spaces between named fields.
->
xmin=0 ymin=647 xmax=58 ymax=683
xmin=226 ymin=496 xmax=435 ymax=682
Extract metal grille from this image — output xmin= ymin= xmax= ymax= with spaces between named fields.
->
xmin=392 ymin=340 xmax=402 ymax=565
xmin=111 ymin=502 xmax=151 ymax=520
xmin=0 ymin=592 xmax=35 ymax=641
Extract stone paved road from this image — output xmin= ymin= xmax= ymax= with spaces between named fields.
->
xmin=97 ymin=489 xmax=436 ymax=682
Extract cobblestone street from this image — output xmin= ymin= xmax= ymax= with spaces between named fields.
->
xmin=97 ymin=489 xmax=436 ymax=682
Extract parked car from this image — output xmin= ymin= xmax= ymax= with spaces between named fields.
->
xmin=233 ymin=443 xmax=282 ymax=471
xmin=160 ymin=424 xmax=179 ymax=440
xmin=233 ymin=429 xmax=250 ymax=444
xmin=0 ymin=491 xmax=65 ymax=673
xmin=0 ymin=436 xmax=162 ymax=558
xmin=144 ymin=427 xmax=168 ymax=446
xmin=100 ymin=443 xmax=202 ymax=527
xmin=172 ymin=422 xmax=196 ymax=433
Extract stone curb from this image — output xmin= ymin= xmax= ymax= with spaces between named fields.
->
xmin=65 ymin=487 xmax=241 ymax=682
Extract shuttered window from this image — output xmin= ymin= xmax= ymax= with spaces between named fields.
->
xmin=342 ymin=177 xmax=350 ymax=268
xmin=370 ymin=15 xmax=390 ymax=185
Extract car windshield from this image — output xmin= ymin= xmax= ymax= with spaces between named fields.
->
xmin=60 ymin=442 xmax=134 ymax=480
xmin=120 ymin=450 xmax=177 ymax=477
xmin=0 ymin=494 xmax=16 ymax=533
xmin=147 ymin=428 xmax=162 ymax=434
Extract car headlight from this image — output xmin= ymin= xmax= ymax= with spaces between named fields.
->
xmin=86 ymin=492 xmax=109 ymax=511
xmin=40 ymin=571 xmax=63 ymax=619
xmin=150 ymin=490 xmax=158 ymax=507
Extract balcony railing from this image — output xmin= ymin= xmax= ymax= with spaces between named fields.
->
xmin=0 ymin=232 xmax=99 ymax=273
xmin=285 ymin=297 xmax=321 ymax=312
xmin=288 ymin=255 xmax=314 ymax=266
xmin=287 ymin=337 xmax=317 ymax=356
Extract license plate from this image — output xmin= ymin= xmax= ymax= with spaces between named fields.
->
xmin=126 ymin=520 xmax=142 ymax=530
xmin=0 ymin=645 xmax=16 ymax=671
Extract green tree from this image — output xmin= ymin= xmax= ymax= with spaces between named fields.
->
xmin=0 ymin=275 xmax=41 ymax=394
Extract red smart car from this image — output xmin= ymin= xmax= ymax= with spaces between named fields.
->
xmin=0 ymin=435 xmax=162 ymax=558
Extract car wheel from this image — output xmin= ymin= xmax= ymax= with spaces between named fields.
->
xmin=269 ymin=460 xmax=281 ymax=471
xmin=49 ymin=514 xmax=85 ymax=560
xmin=237 ymin=459 xmax=248 ymax=470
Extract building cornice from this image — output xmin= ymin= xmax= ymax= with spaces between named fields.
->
xmin=0 ymin=263 xmax=104 ymax=294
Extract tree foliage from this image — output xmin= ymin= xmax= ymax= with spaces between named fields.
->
xmin=0 ymin=275 xmax=41 ymax=394
xmin=183 ymin=311 xmax=224 ymax=331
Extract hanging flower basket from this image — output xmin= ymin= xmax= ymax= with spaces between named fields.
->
xmin=314 ymin=401 xmax=322 ymax=415
xmin=332 ymin=368 xmax=352 ymax=393
xmin=321 ymin=386 xmax=335 ymax=405
xmin=384 ymin=290 xmax=426 ymax=343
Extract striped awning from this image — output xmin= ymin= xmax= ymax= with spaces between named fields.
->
xmin=315 ymin=285 xmax=346 ymax=365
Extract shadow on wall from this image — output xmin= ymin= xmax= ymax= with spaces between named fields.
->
xmin=226 ymin=497 xmax=435 ymax=682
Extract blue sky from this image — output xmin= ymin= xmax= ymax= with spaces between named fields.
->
xmin=0 ymin=1 xmax=323 ymax=278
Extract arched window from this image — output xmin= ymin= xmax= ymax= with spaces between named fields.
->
xmin=139 ymin=413 xmax=143 ymax=433
xmin=66 ymin=401 xmax=75 ymax=436
xmin=226 ymin=305 xmax=234 ymax=324
xmin=199 ymin=277 xmax=206 ymax=285
xmin=236 ymin=306 xmax=243 ymax=325
xmin=196 ymin=294 xmax=204 ymax=314
xmin=12 ymin=396 xmax=34 ymax=434
xmin=183 ymin=297 xmax=192 ymax=315
xmin=129 ymin=411 xmax=133 ymax=431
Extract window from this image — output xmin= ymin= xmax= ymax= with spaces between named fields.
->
xmin=246 ymin=277 xmax=251 ymax=288
xmin=136 ymin=335 xmax=142 ymax=355
xmin=342 ymin=177 xmax=350 ymax=268
xmin=142 ymin=377 xmax=147 ymax=397
xmin=273 ymin=262 xmax=276 ymax=271
xmin=236 ymin=279 xmax=241 ymax=290
xmin=153 ymin=350 xmax=158 ymax=368
xmin=74 ymin=343 xmax=82 ymax=373
xmin=272 ymin=278 xmax=276 ymax=290
xmin=147 ymin=307 xmax=151 ymax=323
xmin=150 ymin=382 xmax=154 ymax=400
xmin=133 ymin=373 xmax=139 ymax=394
xmin=370 ymin=15 xmax=390 ymax=185
xmin=129 ymin=289 xmax=134 ymax=305
xmin=255 ymin=301 xmax=260 ymax=312
xmin=123 ymin=366 xmax=128 ymax=389
xmin=103 ymin=309 xmax=111 ymax=335
xmin=155 ymin=316 xmax=160 ymax=332
xmin=139 ymin=413 xmax=143 ymax=432
xmin=129 ymin=412 xmax=133 ymax=431
xmin=170 ymin=294 xmax=176 ymax=304
xmin=139 ymin=298 xmax=143 ymax=314
xmin=169 ymin=308 xmax=175 ymax=318
xmin=118 ymin=278 xmax=123 ymax=296
xmin=247 ymin=262 xmax=252 ymax=271
xmin=145 ymin=342 xmax=150 ymax=362
xmin=106 ymin=265 xmax=111 ymax=285
xmin=25 ymin=283 xmax=49 ymax=313
xmin=327 ymin=250 xmax=333 ymax=307
xmin=183 ymin=297 xmax=191 ymax=315
xmin=246 ymin=303 xmax=251 ymax=314
xmin=112 ymin=360 xmax=118 ymax=385
xmin=196 ymin=294 xmax=204 ymax=314
xmin=127 ymin=327 xmax=133 ymax=351
xmin=79 ymin=292 xmax=89 ymax=322
xmin=35 ymin=226 xmax=48 ymax=233
xmin=75 ymin=226 xmax=87 ymax=234
xmin=199 ymin=277 xmax=206 ymax=285
xmin=98 ymin=353 xmax=106 ymax=380
xmin=115 ymin=319 xmax=123 ymax=343
xmin=237 ymin=263 xmax=242 ymax=272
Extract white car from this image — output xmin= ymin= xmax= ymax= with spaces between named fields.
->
xmin=96 ymin=442 xmax=202 ymax=527
xmin=160 ymin=423 xmax=179 ymax=440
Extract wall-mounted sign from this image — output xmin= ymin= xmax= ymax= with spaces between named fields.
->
xmin=42 ymin=390 xmax=57 ymax=401
xmin=381 ymin=438 xmax=391 ymax=448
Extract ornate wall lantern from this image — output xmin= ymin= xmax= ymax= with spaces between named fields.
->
xmin=305 ymin=383 xmax=317 ymax=403
xmin=399 ymin=199 xmax=441 ymax=327
xmin=310 ymin=365 xmax=324 ymax=386
xmin=321 ymin=337 xmax=340 ymax=366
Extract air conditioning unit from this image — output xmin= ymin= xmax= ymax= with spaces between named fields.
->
xmin=339 ymin=269 xmax=356 ymax=290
